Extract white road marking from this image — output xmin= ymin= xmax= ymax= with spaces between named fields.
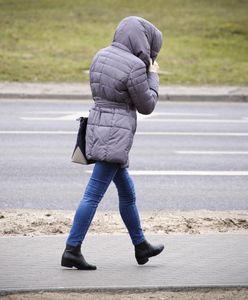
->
xmin=25 ymin=111 xmax=217 ymax=116
xmin=25 ymin=111 xmax=83 ymax=114
xmin=0 ymin=130 xmax=75 ymax=134
xmin=140 ymin=118 xmax=248 ymax=123
xmin=136 ymin=132 xmax=248 ymax=136
xmin=176 ymin=151 xmax=248 ymax=155
xmin=21 ymin=112 xmax=89 ymax=121
xmin=137 ymin=112 xmax=217 ymax=120
xmin=0 ymin=131 xmax=248 ymax=137
xmin=85 ymin=170 xmax=248 ymax=176
xmin=149 ymin=112 xmax=217 ymax=116
xmin=21 ymin=112 xmax=219 ymax=121
xmin=21 ymin=116 xmax=246 ymax=123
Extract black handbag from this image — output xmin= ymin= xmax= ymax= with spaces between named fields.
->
xmin=71 ymin=117 xmax=95 ymax=165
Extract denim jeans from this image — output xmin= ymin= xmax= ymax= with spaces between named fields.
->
xmin=66 ymin=161 xmax=145 ymax=247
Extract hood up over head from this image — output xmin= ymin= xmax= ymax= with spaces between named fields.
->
xmin=112 ymin=16 xmax=163 ymax=67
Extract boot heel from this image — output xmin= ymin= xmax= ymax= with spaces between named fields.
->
xmin=61 ymin=257 xmax=73 ymax=268
xmin=137 ymin=256 xmax=149 ymax=265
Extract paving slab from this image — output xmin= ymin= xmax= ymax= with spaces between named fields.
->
xmin=0 ymin=234 xmax=248 ymax=295
xmin=0 ymin=82 xmax=247 ymax=101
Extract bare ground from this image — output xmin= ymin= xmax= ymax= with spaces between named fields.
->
xmin=0 ymin=209 xmax=248 ymax=237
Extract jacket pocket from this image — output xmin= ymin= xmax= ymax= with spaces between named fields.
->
xmin=88 ymin=107 xmax=101 ymax=125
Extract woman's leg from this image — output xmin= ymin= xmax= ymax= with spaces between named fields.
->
xmin=66 ymin=161 xmax=120 ymax=247
xmin=113 ymin=167 xmax=145 ymax=246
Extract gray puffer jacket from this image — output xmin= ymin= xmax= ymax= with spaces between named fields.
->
xmin=86 ymin=16 xmax=163 ymax=168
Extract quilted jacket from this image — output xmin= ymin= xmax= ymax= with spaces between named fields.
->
xmin=85 ymin=16 xmax=163 ymax=168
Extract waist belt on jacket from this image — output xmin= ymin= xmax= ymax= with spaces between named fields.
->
xmin=93 ymin=97 xmax=135 ymax=112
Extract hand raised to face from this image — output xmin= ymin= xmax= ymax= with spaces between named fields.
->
xmin=149 ymin=59 xmax=159 ymax=73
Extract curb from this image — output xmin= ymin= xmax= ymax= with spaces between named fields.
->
xmin=0 ymin=93 xmax=91 ymax=100
xmin=0 ymin=83 xmax=248 ymax=102
xmin=1 ymin=285 xmax=247 ymax=296
xmin=1 ymin=93 xmax=248 ymax=102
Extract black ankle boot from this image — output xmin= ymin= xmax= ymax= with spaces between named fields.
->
xmin=61 ymin=244 xmax=97 ymax=270
xmin=135 ymin=239 xmax=164 ymax=265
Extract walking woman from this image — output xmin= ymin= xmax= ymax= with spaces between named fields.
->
xmin=61 ymin=16 xmax=164 ymax=270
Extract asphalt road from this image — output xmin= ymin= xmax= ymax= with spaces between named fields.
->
xmin=0 ymin=99 xmax=248 ymax=211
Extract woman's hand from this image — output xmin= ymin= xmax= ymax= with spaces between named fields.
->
xmin=149 ymin=59 xmax=159 ymax=73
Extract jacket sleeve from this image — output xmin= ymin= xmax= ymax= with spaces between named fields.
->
xmin=127 ymin=62 xmax=159 ymax=115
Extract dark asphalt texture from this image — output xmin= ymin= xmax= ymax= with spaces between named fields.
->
xmin=0 ymin=99 xmax=248 ymax=210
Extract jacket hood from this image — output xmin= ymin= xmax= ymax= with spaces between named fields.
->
xmin=112 ymin=16 xmax=163 ymax=67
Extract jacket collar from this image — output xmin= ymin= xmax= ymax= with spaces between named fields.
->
xmin=111 ymin=42 xmax=131 ymax=53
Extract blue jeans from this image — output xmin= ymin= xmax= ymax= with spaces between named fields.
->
xmin=66 ymin=161 xmax=145 ymax=247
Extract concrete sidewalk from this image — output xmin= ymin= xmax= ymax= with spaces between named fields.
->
xmin=0 ymin=82 xmax=248 ymax=101
xmin=0 ymin=234 xmax=248 ymax=295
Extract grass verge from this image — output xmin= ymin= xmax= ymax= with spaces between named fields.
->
xmin=0 ymin=0 xmax=248 ymax=84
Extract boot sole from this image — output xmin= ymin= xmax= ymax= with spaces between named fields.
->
xmin=61 ymin=257 xmax=97 ymax=270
